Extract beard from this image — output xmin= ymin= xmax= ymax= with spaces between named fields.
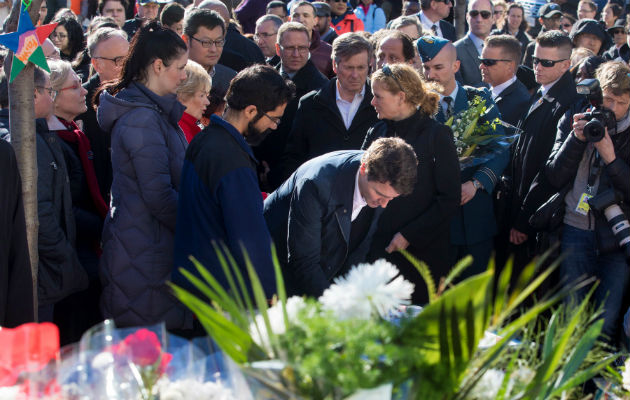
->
xmin=244 ymin=120 xmax=272 ymax=146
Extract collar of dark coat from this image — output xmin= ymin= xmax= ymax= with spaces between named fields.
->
xmin=387 ymin=109 xmax=429 ymax=140
xmin=541 ymin=70 xmax=578 ymax=105
xmin=494 ymin=78 xmax=521 ymax=102
xmin=280 ymin=59 xmax=326 ymax=91
xmin=129 ymin=82 xmax=186 ymax=127
xmin=315 ymin=79 xmax=373 ymax=114
xmin=209 ymin=114 xmax=258 ymax=164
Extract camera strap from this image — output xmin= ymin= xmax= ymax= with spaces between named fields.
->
xmin=586 ymin=150 xmax=602 ymax=195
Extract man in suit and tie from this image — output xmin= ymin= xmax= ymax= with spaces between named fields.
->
xmin=480 ymin=35 xmax=530 ymax=127
xmin=418 ymin=35 xmax=508 ymax=277
xmin=454 ymin=0 xmax=494 ymax=88
xmin=506 ymin=31 xmax=581 ymax=266
xmin=264 ymin=138 xmax=418 ymax=296
xmin=416 ymin=0 xmax=456 ymax=42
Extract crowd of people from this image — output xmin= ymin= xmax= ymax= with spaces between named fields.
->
xmin=0 ymin=0 xmax=629 ymax=349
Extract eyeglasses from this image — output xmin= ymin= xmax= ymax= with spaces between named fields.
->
xmin=254 ymin=31 xmax=277 ymax=39
xmin=479 ymin=57 xmax=512 ymax=66
xmin=382 ymin=64 xmax=404 ymax=92
xmin=50 ymin=32 xmax=67 ymax=40
xmin=532 ymin=57 xmax=568 ymax=67
xmin=468 ymin=10 xmax=492 ymax=19
xmin=279 ymin=44 xmax=310 ymax=54
xmin=36 ymin=86 xmax=55 ymax=97
xmin=94 ymin=55 xmax=126 ymax=66
xmin=261 ymin=111 xmax=281 ymax=125
xmin=611 ymin=29 xmax=626 ymax=35
xmin=190 ymin=36 xmax=225 ymax=48
xmin=58 ymin=81 xmax=82 ymax=92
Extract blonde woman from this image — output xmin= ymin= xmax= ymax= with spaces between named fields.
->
xmin=362 ymin=63 xmax=460 ymax=304
xmin=176 ymin=60 xmax=211 ymax=142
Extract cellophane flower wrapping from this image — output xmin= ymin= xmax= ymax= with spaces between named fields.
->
xmin=445 ymin=95 xmax=517 ymax=171
xmin=0 ymin=323 xmax=60 ymax=400
xmin=56 ymin=320 xmax=244 ymax=400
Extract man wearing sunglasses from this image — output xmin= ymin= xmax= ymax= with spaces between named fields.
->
xmin=417 ymin=35 xmax=508 ymax=277
xmin=506 ymin=31 xmax=581 ymax=266
xmin=416 ymin=0 xmax=455 ymax=42
xmin=603 ymin=19 xmax=630 ymax=63
xmin=480 ymin=35 xmax=530 ymax=127
xmin=522 ymin=3 xmax=562 ymax=68
xmin=454 ymin=0 xmax=494 ymax=88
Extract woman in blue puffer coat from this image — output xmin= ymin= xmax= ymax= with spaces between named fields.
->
xmin=96 ymin=21 xmax=190 ymax=330
xmin=354 ymin=0 xmax=386 ymax=33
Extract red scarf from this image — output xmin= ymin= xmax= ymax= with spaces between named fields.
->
xmin=55 ymin=118 xmax=109 ymax=219
xmin=178 ymin=111 xmax=202 ymax=143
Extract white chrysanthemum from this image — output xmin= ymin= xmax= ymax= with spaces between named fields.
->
xmin=0 ymin=386 xmax=20 ymax=400
xmin=623 ymin=358 xmax=630 ymax=392
xmin=319 ymin=260 xmax=414 ymax=321
xmin=469 ymin=369 xmax=505 ymax=400
xmin=156 ymin=378 xmax=236 ymax=400
xmin=249 ymin=296 xmax=306 ymax=352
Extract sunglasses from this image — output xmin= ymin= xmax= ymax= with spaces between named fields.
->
xmin=562 ymin=23 xmax=572 ymax=28
xmin=532 ymin=57 xmax=567 ymax=67
xmin=382 ymin=64 xmax=404 ymax=92
xmin=611 ymin=29 xmax=626 ymax=35
xmin=468 ymin=10 xmax=492 ymax=19
xmin=435 ymin=0 xmax=452 ymax=4
xmin=479 ymin=57 xmax=512 ymax=66
xmin=328 ymin=0 xmax=345 ymax=3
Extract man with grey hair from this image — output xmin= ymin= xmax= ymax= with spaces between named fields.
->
xmin=389 ymin=15 xmax=423 ymax=40
xmin=199 ymin=0 xmax=265 ymax=70
xmin=254 ymin=22 xmax=328 ymax=190
xmin=76 ymin=27 xmax=129 ymax=200
xmin=255 ymin=14 xmax=283 ymax=65
xmin=280 ymin=32 xmax=378 ymax=180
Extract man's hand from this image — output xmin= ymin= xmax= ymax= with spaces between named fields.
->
xmin=461 ymin=181 xmax=477 ymax=205
xmin=386 ymin=232 xmax=409 ymax=253
xmin=572 ymin=112 xmax=588 ymax=142
xmin=509 ymin=228 xmax=528 ymax=245
xmin=593 ymin=128 xmax=617 ymax=164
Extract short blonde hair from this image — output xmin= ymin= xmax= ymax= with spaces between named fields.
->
xmin=48 ymin=59 xmax=74 ymax=92
xmin=371 ymin=63 xmax=439 ymax=115
xmin=596 ymin=61 xmax=630 ymax=97
xmin=177 ymin=60 xmax=212 ymax=102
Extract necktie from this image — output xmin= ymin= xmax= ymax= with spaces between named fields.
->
xmin=444 ymin=96 xmax=454 ymax=120
xmin=527 ymin=89 xmax=543 ymax=115
xmin=431 ymin=24 xmax=438 ymax=35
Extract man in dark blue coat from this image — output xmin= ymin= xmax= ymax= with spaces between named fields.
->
xmin=173 ymin=65 xmax=295 ymax=298
xmin=264 ymin=138 xmax=418 ymax=297
xmin=418 ymin=35 xmax=509 ymax=277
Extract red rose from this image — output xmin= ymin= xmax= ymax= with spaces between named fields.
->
xmin=122 ymin=329 xmax=162 ymax=366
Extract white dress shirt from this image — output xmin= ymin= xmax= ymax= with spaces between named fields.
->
xmin=418 ymin=11 xmax=442 ymax=38
xmin=467 ymin=32 xmax=485 ymax=55
xmin=351 ymin=169 xmax=367 ymax=221
xmin=336 ymin=82 xmax=366 ymax=130
xmin=439 ymin=83 xmax=459 ymax=115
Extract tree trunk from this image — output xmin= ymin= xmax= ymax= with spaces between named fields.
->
xmin=5 ymin=0 xmax=44 ymax=319
xmin=454 ymin=0 xmax=466 ymax=40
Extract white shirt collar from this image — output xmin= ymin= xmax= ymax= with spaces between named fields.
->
xmin=440 ymin=82 xmax=459 ymax=102
xmin=491 ymin=75 xmax=517 ymax=99
xmin=352 ymin=168 xmax=367 ymax=221
xmin=335 ymin=81 xmax=366 ymax=103
xmin=418 ymin=10 xmax=438 ymax=26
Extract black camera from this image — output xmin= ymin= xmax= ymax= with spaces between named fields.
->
xmin=588 ymin=189 xmax=630 ymax=263
xmin=576 ymin=78 xmax=616 ymax=142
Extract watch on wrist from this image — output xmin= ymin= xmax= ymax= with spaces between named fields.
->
xmin=472 ymin=179 xmax=483 ymax=191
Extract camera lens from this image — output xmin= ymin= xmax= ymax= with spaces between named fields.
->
xmin=583 ymin=119 xmax=605 ymax=142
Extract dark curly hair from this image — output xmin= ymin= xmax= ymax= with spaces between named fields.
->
xmin=52 ymin=16 xmax=85 ymax=62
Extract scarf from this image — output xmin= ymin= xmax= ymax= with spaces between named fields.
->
xmin=55 ymin=118 xmax=108 ymax=219
xmin=615 ymin=108 xmax=630 ymax=135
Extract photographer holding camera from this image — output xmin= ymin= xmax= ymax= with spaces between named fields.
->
xmin=545 ymin=61 xmax=630 ymax=343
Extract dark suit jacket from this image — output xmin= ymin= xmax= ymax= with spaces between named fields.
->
xmin=219 ymin=23 xmax=265 ymax=72
xmin=264 ymin=150 xmax=381 ymax=296
xmin=494 ymin=78 xmax=531 ymax=128
xmin=454 ymin=34 xmax=486 ymax=88
xmin=440 ymin=20 xmax=457 ymax=42
xmin=509 ymin=70 xmax=583 ymax=234
xmin=281 ymin=79 xmax=378 ymax=179
xmin=256 ymin=59 xmax=329 ymax=190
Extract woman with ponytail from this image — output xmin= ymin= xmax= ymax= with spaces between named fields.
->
xmin=96 ymin=21 xmax=190 ymax=330
xmin=362 ymin=63 xmax=460 ymax=305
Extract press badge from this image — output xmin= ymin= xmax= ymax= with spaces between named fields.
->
xmin=575 ymin=193 xmax=593 ymax=215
